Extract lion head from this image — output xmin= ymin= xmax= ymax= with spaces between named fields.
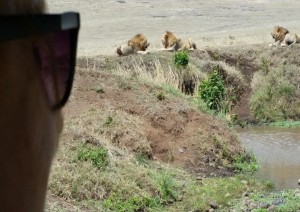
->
xmin=271 ymin=26 xmax=289 ymax=42
xmin=127 ymin=33 xmax=150 ymax=51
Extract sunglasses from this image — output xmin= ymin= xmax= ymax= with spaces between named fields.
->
xmin=0 ymin=12 xmax=80 ymax=110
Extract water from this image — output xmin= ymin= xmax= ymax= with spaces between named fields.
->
xmin=237 ymin=127 xmax=300 ymax=189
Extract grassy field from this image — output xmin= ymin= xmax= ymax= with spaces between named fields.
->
xmin=46 ymin=44 xmax=300 ymax=211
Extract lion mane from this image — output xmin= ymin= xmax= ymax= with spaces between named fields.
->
xmin=269 ymin=26 xmax=300 ymax=47
xmin=127 ymin=33 xmax=150 ymax=51
xmin=161 ymin=31 xmax=197 ymax=51
xmin=271 ymin=26 xmax=289 ymax=42
xmin=117 ymin=33 xmax=150 ymax=56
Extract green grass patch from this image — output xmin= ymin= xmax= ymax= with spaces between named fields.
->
xmin=77 ymin=145 xmax=109 ymax=170
xmin=268 ymin=121 xmax=300 ymax=128
xmin=155 ymin=171 xmax=179 ymax=201
xmin=233 ymin=151 xmax=259 ymax=174
xmin=104 ymin=193 xmax=161 ymax=212
xmin=135 ymin=153 xmax=150 ymax=165
xmin=168 ymin=175 xmax=269 ymax=211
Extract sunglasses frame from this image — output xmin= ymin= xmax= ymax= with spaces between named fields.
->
xmin=0 ymin=12 xmax=80 ymax=110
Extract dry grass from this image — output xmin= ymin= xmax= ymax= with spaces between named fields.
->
xmin=249 ymin=45 xmax=300 ymax=121
xmin=66 ymin=107 xmax=152 ymax=155
xmin=251 ymin=64 xmax=300 ymax=121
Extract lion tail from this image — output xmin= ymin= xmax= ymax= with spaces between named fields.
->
xmin=116 ymin=46 xmax=123 ymax=56
xmin=189 ymin=38 xmax=197 ymax=49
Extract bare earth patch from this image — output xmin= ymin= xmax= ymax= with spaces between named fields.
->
xmin=64 ymin=68 xmax=244 ymax=177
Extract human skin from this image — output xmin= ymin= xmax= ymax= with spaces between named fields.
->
xmin=0 ymin=0 xmax=63 ymax=211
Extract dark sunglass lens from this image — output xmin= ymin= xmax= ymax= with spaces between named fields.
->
xmin=37 ymin=30 xmax=72 ymax=108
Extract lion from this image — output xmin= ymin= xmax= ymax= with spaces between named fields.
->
xmin=117 ymin=33 xmax=150 ymax=56
xmin=161 ymin=31 xmax=197 ymax=51
xmin=269 ymin=26 xmax=300 ymax=47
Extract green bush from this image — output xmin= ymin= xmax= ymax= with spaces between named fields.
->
xmin=233 ymin=152 xmax=259 ymax=174
xmin=77 ymin=145 xmax=109 ymax=169
xmin=198 ymin=68 xmax=226 ymax=112
xmin=156 ymin=171 xmax=178 ymax=201
xmin=173 ymin=51 xmax=189 ymax=68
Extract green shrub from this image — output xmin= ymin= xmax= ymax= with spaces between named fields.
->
xmin=77 ymin=145 xmax=109 ymax=169
xmin=156 ymin=92 xmax=166 ymax=101
xmin=156 ymin=171 xmax=178 ymax=201
xmin=173 ymin=51 xmax=189 ymax=68
xmin=198 ymin=68 xmax=226 ymax=112
xmin=233 ymin=152 xmax=259 ymax=174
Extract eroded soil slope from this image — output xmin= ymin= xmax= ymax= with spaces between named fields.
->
xmin=64 ymin=66 xmax=243 ymax=177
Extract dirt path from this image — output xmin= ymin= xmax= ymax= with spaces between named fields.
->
xmin=48 ymin=0 xmax=300 ymax=56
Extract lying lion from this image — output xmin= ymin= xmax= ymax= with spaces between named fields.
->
xmin=116 ymin=33 xmax=150 ymax=56
xmin=269 ymin=26 xmax=300 ymax=47
xmin=160 ymin=31 xmax=197 ymax=51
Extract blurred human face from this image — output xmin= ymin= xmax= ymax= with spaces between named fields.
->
xmin=0 ymin=37 xmax=63 ymax=210
xmin=0 ymin=0 xmax=74 ymax=211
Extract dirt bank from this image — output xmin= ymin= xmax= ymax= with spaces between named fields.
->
xmin=64 ymin=63 xmax=245 ymax=177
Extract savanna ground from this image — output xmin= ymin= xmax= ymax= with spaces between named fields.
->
xmin=46 ymin=44 xmax=300 ymax=211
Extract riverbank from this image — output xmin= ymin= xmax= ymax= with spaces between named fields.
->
xmin=47 ymin=43 xmax=300 ymax=211
xmin=47 ymin=56 xmax=257 ymax=211
xmin=74 ymin=43 xmax=300 ymax=123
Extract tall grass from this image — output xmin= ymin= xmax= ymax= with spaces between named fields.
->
xmin=250 ymin=64 xmax=300 ymax=121
xmin=116 ymin=55 xmax=181 ymax=88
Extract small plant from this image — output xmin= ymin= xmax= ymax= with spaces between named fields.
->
xmin=156 ymin=92 xmax=166 ymax=101
xmin=156 ymin=171 xmax=178 ymax=201
xmin=260 ymin=57 xmax=271 ymax=75
xmin=94 ymin=86 xmax=105 ymax=94
xmin=233 ymin=152 xmax=259 ymax=174
xmin=198 ymin=67 xmax=226 ymax=112
xmin=103 ymin=116 xmax=113 ymax=127
xmin=136 ymin=153 xmax=150 ymax=165
xmin=173 ymin=50 xmax=189 ymax=68
xmin=77 ymin=145 xmax=109 ymax=169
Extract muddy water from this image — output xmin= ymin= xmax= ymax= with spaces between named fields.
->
xmin=237 ymin=127 xmax=300 ymax=189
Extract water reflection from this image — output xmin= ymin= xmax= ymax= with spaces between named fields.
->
xmin=237 ymin=127 xmax=300 ymax=189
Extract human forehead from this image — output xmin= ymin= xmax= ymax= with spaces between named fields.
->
xmin=0 ymin=0 xmax=45 ymax=14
